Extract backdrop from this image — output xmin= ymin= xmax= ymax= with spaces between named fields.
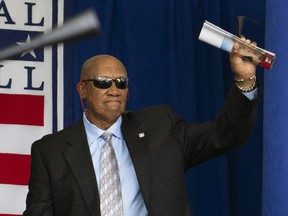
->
xmin=0 ymin=0 xmax=270 ymax=215
xmin=263 ymin=0 xmax=288 ymax=215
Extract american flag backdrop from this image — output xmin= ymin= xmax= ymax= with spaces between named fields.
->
xmin=0 ymin=0 xmax=64 ymax=215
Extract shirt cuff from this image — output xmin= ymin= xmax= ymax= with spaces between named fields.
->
xmin=242 ymin=88 xmax=258 ymax=100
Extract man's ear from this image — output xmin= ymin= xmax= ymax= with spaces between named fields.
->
xmin=77 ymin=81 xmax=87 ymax=99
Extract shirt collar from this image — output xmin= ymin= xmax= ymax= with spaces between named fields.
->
xmin=83 ymin=112 xmax=123 ymax=146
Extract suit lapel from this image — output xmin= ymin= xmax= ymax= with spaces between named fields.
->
xmin=121 ymin=114 xmax=150 ymax=208
xmin=63 ymin=121 xmax=100 ymax=216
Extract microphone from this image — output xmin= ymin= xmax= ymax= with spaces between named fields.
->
xmin=0 ymin=8 xmax=101 ymax=61
xmin=199 ymin=20 xmax=276 ymax=70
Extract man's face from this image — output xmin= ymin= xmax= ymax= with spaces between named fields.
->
xmin=80 ymin=57 xmax=128 ymax=127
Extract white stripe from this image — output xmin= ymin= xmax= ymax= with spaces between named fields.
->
xmin=0 ymin=124 xmax=51 ymax=154
xmin=57 ymin=0 xmax=64 ymax=131
xmin=0 ymin=184 xmax=28 ymax=214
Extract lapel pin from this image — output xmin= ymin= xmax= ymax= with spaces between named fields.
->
xmin=138 ymin=133 xmax=145 ymax=138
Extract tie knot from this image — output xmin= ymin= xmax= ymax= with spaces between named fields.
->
xmin=101 ymin=132 xmax=112 ymax=142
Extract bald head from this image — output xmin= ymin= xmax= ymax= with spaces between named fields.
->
xmin=80 ymin=54 xmax=127 ymax=80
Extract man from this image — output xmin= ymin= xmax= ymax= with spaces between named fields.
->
xmin=24 ymin=37 xmax=259 ymax=216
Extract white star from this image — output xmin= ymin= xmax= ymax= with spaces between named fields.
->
xmin=16 ymin=35 xmax=36 ymax=58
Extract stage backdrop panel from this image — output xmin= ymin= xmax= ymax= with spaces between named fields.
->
xmin=0 ymin=0 xmax=65 ymax=215
xmin=263 ymin=0 xmax=288 ymax=215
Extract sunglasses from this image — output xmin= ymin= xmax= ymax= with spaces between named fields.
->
xmin=82 ymin=77 xmax=129 ymax=89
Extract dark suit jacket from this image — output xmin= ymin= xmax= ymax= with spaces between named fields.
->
xmin=24 ymin=85 xmax=259 ymax=216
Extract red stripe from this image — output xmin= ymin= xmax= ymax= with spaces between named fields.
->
xmin=0 ymin=215 xmax=22 ymax=216
xmin=0 ymin=153 xmax=31 ymax=185
xmin=0 ymin=93 xmax=44 ymax=126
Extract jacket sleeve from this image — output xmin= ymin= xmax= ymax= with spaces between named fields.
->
xmin=23 ymin=140 xmax=53 ymax=216
xmin=170 ymin=83 xmax=260 ymax=169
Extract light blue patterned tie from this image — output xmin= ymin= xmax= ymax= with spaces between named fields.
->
xmin=100 ymin=132 xmax=124 ymax=216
